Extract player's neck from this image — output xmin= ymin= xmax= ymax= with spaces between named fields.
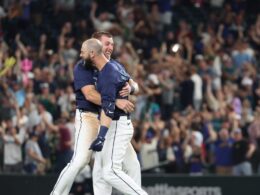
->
xmin=95 ymin=54 xmax=109 ymax=71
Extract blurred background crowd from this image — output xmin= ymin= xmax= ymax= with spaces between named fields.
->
xmin=0 ymin=0 xmax=260 ymax=185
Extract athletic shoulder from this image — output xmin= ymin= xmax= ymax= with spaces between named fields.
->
xmin=110 ymin=59 xmax=125 ymax=69
xmin=100 ymin=61 xmax=116 ymax=78
xmin=74 ymin=60 xmax=84 ymax=72
xmin=74 ymin=60 xmax=94 ymax=74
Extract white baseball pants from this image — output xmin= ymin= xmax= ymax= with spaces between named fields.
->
xmin=50 ymin=110 xmax=99 ymax=195
xmin=93 ymin=116 xmax=147 ymax=195
xmin=93 ymin=142 xmax=141 ymax=194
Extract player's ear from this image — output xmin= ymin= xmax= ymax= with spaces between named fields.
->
xmin=90 ymin=50 xmax=95 ymax=58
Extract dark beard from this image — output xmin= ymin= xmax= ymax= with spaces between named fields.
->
xmin=83 ymin=58 xmax=95 ymax=69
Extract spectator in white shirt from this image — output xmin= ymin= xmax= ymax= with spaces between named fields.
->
xmin=190 ymin=66 xmax=203 ymax=111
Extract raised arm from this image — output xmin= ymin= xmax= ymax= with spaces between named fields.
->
xmin=81 ymin=84 xmax=134 ymax=112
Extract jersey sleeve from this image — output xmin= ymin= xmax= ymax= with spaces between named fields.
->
xmin=112 ymin=59 xmax=132 ymax=79
xmin=99 ymin=70 xmax=117 ymax=119
xmin=74 ymin=66 xmax=95 ymax=91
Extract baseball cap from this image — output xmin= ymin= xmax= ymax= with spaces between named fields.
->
xmin=148 ymin=74 xmax=159 ymax=85
xmin=145 ymin=129 xmax=155 ymax=140
xmin=40 ymin=82 xmax=49 ymax=89
xmin=27 ymin=72 xmax=34 ymax=79
xmin=241 ymin=77 xmax=253 ymax=86
xmin=233 ymin=128 xmax=242 ymax=134
xmin=195 ymin=54 xmax=204 ymax=61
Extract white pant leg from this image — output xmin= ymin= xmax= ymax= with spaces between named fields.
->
xmin=123 ymin=143 xmax=141 ymax=186
xmin=93 ymin=152 xmax=113 ymax=195
xmin=93 ymin=142 xmax=141 ymax=195
xmin=101 ymin=119 xmax=147 ymax=195
xmin=51 ymin=110 xmax=99 ymax=195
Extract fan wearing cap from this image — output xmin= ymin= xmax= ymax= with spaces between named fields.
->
xmin=188 ymin=130 xmax=204 ymax=175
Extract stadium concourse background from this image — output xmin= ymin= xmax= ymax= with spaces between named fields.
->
xmin=1 ymin=0 xmax=260 ymax=195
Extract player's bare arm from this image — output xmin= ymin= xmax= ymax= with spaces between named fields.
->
xmin=99 ymin=110 xmax=112 ymax=128
xmin=81 ymin=84 xmax=134 ymax=113
xmin=81 ymin=85 xmax=101 ymax=105
xmin=119 ymin=79 xmax=139 ymax=97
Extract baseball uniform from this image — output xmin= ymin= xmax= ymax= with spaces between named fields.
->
xmin=50 ymin=60 xmax=99 ymax=195
xmin=93 ymin=60 xmax=147 ymax=195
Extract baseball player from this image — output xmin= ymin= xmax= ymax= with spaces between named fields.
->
xmin=91 ymin=31 xmax=142 ymax=195
xmin=50 ymin=41 xmax=135 ymax=195
xmin=87 ymin=38 xmax=147 ymax=195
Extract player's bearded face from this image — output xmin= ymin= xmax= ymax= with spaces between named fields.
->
xmin=84 ymin=55 xmax=94 ymax=69
xmin=80 ymin=45 xmax=95 ymax=68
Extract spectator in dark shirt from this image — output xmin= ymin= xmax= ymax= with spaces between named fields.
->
xmin=232 ymin=128 xmax=255 ymax=176
xmin=180 ymin=70 xmax=194 ymax=110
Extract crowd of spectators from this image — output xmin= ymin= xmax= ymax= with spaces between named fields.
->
xmin=0 ymin=0 xmax=260 ymax=182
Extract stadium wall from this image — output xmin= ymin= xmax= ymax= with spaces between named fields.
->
xmin=0 ymin=174 xmax=259 ymax=195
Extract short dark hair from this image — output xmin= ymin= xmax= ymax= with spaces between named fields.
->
xmin=92 ymin=31 xmax=112 ymax=40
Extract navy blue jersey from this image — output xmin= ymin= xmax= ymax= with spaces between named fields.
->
xmin=110 ymin=59 xmax=132 ymax=79
xmin=97 ymin=60 xmax=130 ymax=119
xmin=73 ymin=60 xmax=99 ymax=113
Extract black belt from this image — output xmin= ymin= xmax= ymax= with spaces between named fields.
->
xmin=112 ymin=114 xmax=130 ymax=120
xmin=78 ymin=108 xmax=98 ymax=114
